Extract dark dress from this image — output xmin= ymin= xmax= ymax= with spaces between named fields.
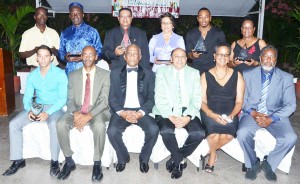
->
xmin=233 ymin=39 xmax=261 ymax=73
xmin=201 ymin=70 xmax=238 ymax=136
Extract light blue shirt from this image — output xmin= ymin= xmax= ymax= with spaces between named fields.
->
xmin=148 ymin=32 xmax=185 ymax=72
xmin=23 ymin=63 xmax=68 ymax=115
xmin=58 ymin=22 xmax=102 ymax=76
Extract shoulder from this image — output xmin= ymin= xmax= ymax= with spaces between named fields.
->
xmin=274 ymin=67 xmax=293 ymax=80
xmin=243 ymin=67 xmax=260 ymax=78
xmin=131 ymin=26 xmax=146 ymax=33
xmin=258 ymin=39 xmax=267 ymax=49
xmin=186 ymin=27 xmax=198 ymax=35
xmin=172 ymin=33 xmax=184 ymax=39
xmin=22 ymin=26 xmax=36 ymax=36
xmin=211 ymin=26 xmax=225 ymax=35
xmin=95 ymin=66 xmax=110 ymax=77
xmin=84 ymin=23 xmax=98 ymax=32
xmin=61 ymin=26 xmax=72 ymax=35
xmin=69 ymin=68 xmax=81 ymax=79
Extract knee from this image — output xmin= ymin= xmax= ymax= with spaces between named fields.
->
xmin=280 ymin=133 xmax=297 ymax=147
xmin=107 ymin=124 xmax=119 ymax=138
xmin=189 ymin=129 xmax=205 ymax=140
xmin=237 ymin=127 xmax=251 ymax=140
xmin=159 ymin=126 xmax=174 ymax=136
xmin=91 ymin=123 xmax=106 ymax=135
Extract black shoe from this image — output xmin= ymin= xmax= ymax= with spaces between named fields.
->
xmin=171 ymin=164 xmax=184 ymax=179
xmin=245 ymin=158 xmax=261 ymax=180
xmin=92 ymin=164 xmax=103 ymax=182
xmin=116 ymin=156 xmax=130 ymax=172
xmin=50 ymin=160 xmax=60 ymax=176
xmin=139 ymin=162 xmax=149 ymax=173
xmin=261 ymin=159 xmax=277 ymax=181
xmin=57 ymin=162 xmax=76 ymax=180
xmin=2 ymin=160 xmax=26 ymax=176
xmin=166 ymin=158 xmax=175 ymax=173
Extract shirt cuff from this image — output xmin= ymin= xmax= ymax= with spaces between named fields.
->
xmin=138 ymin=110 xmax=145 ymax=116
xmin=269 ymin=114 xmax=280 ymax=123
xmin=246 ymin=108 xmax=254 ymax=115
xmin=116 ymin=110 xmax=124 ymax=116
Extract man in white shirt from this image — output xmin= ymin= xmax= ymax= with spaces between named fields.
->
xmin=107 ymin=44 xmax=159 ymax=173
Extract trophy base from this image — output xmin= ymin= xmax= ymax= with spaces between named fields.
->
xmin=156 ymin=60 xmax=171 ymax=63
xmin=69 ymin=54 xmax=81 ymax=57
xmin=193 ymin=50 xmax=207 ymax=54
xmin=236 ymin=57 xmax=251 ymax=62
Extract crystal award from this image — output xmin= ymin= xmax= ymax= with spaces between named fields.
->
xmin=30 ymin=96 xmax=44 ymax=121
xmin=236 ymin=45 xmax=251 ymax=62
xmin=194 ymin=36 xmax=207 ymax=54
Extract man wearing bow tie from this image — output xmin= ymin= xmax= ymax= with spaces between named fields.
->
xmin=107 ymin=44 xmax=159 ymax=173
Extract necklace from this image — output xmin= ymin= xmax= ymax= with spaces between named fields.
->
xmin=214 ymin=67 xmax=228 ymax=80
xmin=242 ymin=37 xmax=255 ymax=48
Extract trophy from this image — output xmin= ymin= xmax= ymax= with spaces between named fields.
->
xmin=156 ymin=48 xmax=171 ymax=63
xmin=236 ymin=45 xmax=251 ymax=62
xmin=69 ymin=42 xmax=81 ymax=57
xmin=193 ymin=36 xmax=207 ymax=54
xmin=30 ymin=96 xmax=44 ymax=121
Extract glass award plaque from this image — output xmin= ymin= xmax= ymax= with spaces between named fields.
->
xmin=120 ymin=37 xmax=131 ymax=49
xmin=236 ymin=47 xmax=251 ymax=62
xmin=30 ymin=96 xmax=44 ymax=121
xmin=193 ymin=36 xmax=207 ymax=54
xmin=156 ymin=48 xmax=171 ymax=63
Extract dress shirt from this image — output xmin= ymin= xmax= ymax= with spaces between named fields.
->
xmin=58 ymin=22 xmax=102 ymax=76
xmin=23 ymin=63 xmax=68 ymax=115
xmin=149 ymin=32 xmax=185 ymax=72
xmin=173 ymin=67 xmax=188 ymax=107
xmin=19 ymin=25 xmax=60 ymax=66
xmin=124 ymin=66 xmax=141 ymax=108
xmin=81 ymin=67 xmax=96 ymax=105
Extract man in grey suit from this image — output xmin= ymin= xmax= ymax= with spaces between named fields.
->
xmin=56 ymin=46 xmax=110 ymax=182
xmin=237 ymin=45 xmax=297 ymax=181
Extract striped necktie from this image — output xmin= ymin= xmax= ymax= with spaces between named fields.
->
xmin=257 ymin=73 xmax=270 ymax=114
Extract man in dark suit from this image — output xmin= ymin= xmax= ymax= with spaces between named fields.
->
xmin=103 ymin=8 xmax=150 ymax=69
xmin=107 ymin=44 xmax=159 ymax=173
xmin=237 ymin=45 xmax=297 ymax=181
xmin=56 ymin=46 xmax=110 ymax=182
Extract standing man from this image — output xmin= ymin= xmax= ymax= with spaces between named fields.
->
xmin=237 ymin=45 xmax=297 ymax=181
xmin=58 ymin=2 xmax=102 ymax=76
xmin=103 ymin=8 xmax=150 ymax=69
xmin=2 ymin=45 xmax=67 ymax=176
xmin=107 ymin=44 xmax=158 ymax=173
xmin=186 ymin=7 xmax=226 ymax=73
xmin=19 ymin=7 xmax=60 ymax=70
xmin=56 ymin=46 xmax=110 ymax=182
xmin=152 ymin=48 xmax=205 ymax=179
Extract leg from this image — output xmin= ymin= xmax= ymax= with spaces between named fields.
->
xmin=56 ymin=112 xmax=74 ymax=157
xmin=206 ymin=134 xmax=219 ymax=167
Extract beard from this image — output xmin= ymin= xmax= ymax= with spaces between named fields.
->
xmin=262 ymin=65 xmax=274 ymax=71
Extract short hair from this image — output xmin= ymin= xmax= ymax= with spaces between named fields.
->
xmin=242 ymin=17 xmax=255 ymax=28
xmin=260 ymin=45 xmax=278 ymax=58
xmin=198 ymin=7 xmax=211 ymax=16
xmin=119 ymin=8 xmax=132 ymax=17
xmin=125 ymin=44 xmax=141 ymax=55
xmin=36 ymin=45 xmax=52 ymax=55
xmin=214 ymin=42 xmax=231 ymax=54
xmin=159 ymin=12 xmax=175 ymax=27
xmin=171 ymin=48 xmax=186 ymax=57
xmin=35 ymin=7 xmax=48 ymax=15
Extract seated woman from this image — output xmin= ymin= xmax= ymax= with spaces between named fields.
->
xmin=200 ymin=43 xmax=245 ymax=173
xmin=148 ymin=12 xmax=185 ymax=72
xmin=229 ymin=18 xmax=267 ymax=72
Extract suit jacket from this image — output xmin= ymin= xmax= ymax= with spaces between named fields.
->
xmin=109 ymin=65 xmax=155 ymax=114
xmin=102 ymin=26 xmax=150 ymax=69
xmin=151 ymin=65 xmax=202 ymax=119
xmin=242 ymin=67 xmax=296 ymax=119
xmin=67 ymin=66 xmax=110 ymax=118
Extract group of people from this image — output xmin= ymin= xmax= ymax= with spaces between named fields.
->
xmin=2 ymin=2 xmax=297 ymax=183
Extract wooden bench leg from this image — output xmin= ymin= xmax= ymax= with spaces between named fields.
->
xmin=200 ymin=155 xmax=206 ymax=171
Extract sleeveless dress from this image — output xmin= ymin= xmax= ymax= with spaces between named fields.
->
xmin=233 ymin=39 xmax=260 ymax=73
xmin=201 ymin=70 xmax=238 ymax=136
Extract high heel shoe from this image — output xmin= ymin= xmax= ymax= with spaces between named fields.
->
xmin=205 ymin=164 xmax=214 ymax=173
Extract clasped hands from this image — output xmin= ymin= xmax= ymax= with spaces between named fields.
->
xmin=120 ymin=110 xmax=143 ymax=124
xmin=168 ymin=116 xmax=191 ymax=128
xmin=73 ymin=111 xmax=93 ymax=132
xmin=28 ymin=111 xmax=49 ymax=122
xmin=251 ymin=111 xmax=272 ymax=128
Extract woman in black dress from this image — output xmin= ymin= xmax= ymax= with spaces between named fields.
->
xmin=200 ymin=43 xmax=245 ymax=173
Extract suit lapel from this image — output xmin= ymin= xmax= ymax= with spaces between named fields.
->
xmin=137 ymin=66 xmax=145 ymax=100
xmin=76 ymin=69 xmax=83 ymax=106
xmin=92 ymin=67 xmax=100 ymax=104
xmin=267 ymin=68 xmax=281 ymax=105
xmin=120 ymin=66 xmax=127 ymax=98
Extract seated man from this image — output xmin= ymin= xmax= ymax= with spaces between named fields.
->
xmin=107 ymin=44 xmax=159 ymax=173
xmin=151 ymin=48 xmax=206 ymax=179
xmin=3 ymin=45 xmax=68 ymax=176
xmin=56 ymin=46 xmax=110 ymax=182
xmin=237 ymin=45 xmax=297 ymax=181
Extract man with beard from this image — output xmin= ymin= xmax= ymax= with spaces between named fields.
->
xmin=237 ymin=45 xmax=297 ymax=182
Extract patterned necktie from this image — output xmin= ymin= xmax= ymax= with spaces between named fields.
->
xmin=174 ymin=72 xmax=182 ymax=116
xmin=257 ymin=73 xmax=270 ymax=114
xmin=123 ymin=29 xmax=129 ymax=48
xmin=81 ymin=73 xmax=90 ymax=114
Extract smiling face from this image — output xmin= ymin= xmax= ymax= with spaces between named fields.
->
xmin=118 ymin=9 xmax=133 ymax=29
xmin=81 ymin=46 xmax=97 ymax=68
xmin=124 ymin=45 xmax=142 ymax=67
xmin=241 ymin=20 xmax=255 ymax=38
xmin=197 ymin=10 xmax=211 ymax=28
xmin=36 ymin=48 xmax=53 ymax=68
xmin=214 ymin=46 xmax=230 ymax=67
xmin=260 ymin=48 xmax=277 ymax=71
xmin=69 ymin=6 xmax=84 ymax=27
xmin=161 ymin=17 xmax=173 ymax=33
xmin=171 ymin=48 xmax=187 ymax=70
xmin=34 ymin=7 xmax=48 ymax=26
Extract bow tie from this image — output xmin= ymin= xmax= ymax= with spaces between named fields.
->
xmin=127 ymin=67 xmax=138 ymax=73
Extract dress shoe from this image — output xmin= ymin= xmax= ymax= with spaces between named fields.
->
xmin=57 ymin=162 xmax=76 ymax=180
xmin=245 ymin=158 xmax=261 ymax=180
xmin=261 ymin=159 xmax=277 ymax=181
xmin=50 ymin=160 xmax=60 ymax=176
xmin=116 ymin=156 xmax=130 ymax=172
xmin=166 ymin=158 xmax=175 ymax=173
xmin=2 ymin=160 xmax=26 ymax=176
xmin=92 ymin=164 xmax=103 ymax=182
xmin=139 ymin=162 xmax=149 ymax=173
xmin=171 ymin=164 xmax=184 ymax=179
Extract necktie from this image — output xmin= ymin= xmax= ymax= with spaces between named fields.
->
xmin=257 ymin=73 xmax=270 ymax=114
xmin=174 ymin=72 xmax=182 ymax=116
xmin=127 ymin=67 xmax=138 ymax=73
xmin=81 ymin=73 xmax=90 ymax=114
xmin=123 ymin=29 xmax=129 ymax=48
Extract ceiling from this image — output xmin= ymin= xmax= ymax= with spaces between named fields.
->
xmin=42 ymin=0 xmax=257 ymax=17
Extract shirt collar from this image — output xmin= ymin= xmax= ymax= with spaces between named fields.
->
xmin=82 ymin=66 xmax=96 ymax=76
xmin=34 ymin=24 xmax=48 ymax=32
xmin=71 ymin=22 xmax=85 ymax=30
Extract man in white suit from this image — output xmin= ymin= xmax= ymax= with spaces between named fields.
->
xmin=237 ymin=45 xmax=297 ymax=181
xmin=152 ymin=48 xmax=205 ymax=179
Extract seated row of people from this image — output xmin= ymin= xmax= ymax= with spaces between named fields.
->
xmin=3 ymin=44 xmax=297 ymax=183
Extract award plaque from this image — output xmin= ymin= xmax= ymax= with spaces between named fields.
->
xmin=236 ymin=47 xmax=251 ymax=62
xmin=120 ymin=37 xmax=131 ymax=49
xmin=156 ymin=49 xmax=171 ymax=63
xmin=193 ymin=36 xmax=207 ymax=54
xmin=30 ymin=96 xmax=44 ymax=121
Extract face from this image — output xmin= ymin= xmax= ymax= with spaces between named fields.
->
xmin=197 ymin=10 xmax=211 ymax=28
xmin=36 ymin=49 xmax=53 ymax=68
xmin=81 ymin=46 xmax=98 ymax=68
xmin=161 ymin=17 xmax=173 ymax=33
xmin=69 ymin=6 xmax=84 ymax=27
xmin=118 ymin=9 xmax=133 ymax=29
xmin=124 ymin=45 xmax=141 ymax=67
xmin=241 ymin=20 xmax=255 ymax=38
xmin=34 ymin=8 xmax=48 ymax=25
xmin=214 ymin=46 xmax=230 ymax=66
xmin=171 ymin=49 xmax=187 ymax=70
xmin=260 ymin=49 xmax=277 ymax=71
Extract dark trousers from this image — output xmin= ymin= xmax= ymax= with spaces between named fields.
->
xmin=157 ymin=116 xmax=205 ymax=166
xmin=107 ymin=113 xmax=159 ymax=164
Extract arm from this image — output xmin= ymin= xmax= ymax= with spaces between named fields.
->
xmin=258 ymin=39 xmax=267 ymax=50
xmin=23 ymin=74 xmax=35 ymax=112
xmin=228 ymin=72 xmax=245 ymax=119
xmin=228 ymin=41 xmax=238 ymax=68
xmin=103 ymin=30 xmax=119 ymax=61
xmin=148 ymin=36 xmax=156 ymax=64
xmin=93 ymin=29 xmax=103 ymax=58
xmin=108 ymin=70 xmax=124 ymax=113
xmin=58 ymin=32 xmax=67 ymax=63
xmin=66 ymin=73 xmax=78 ymax=113
xmin=178 ymin=36 xmax=186 ymax=50
xmin=140 ymin=31 xmax=150 ymax=69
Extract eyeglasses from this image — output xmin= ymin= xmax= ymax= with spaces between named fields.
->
xmin=161 ymin=22 xmax=172 ymax=25
xmin=262 ymin=55 xmax=276 ymax=60
xmin=215 ymin=53 xmax=230 ymax=58
xmin=119 ymin=15 xmax=132 ymax=19
xmin=172 ymin=56 xmax=187 ymax=60
xmin=242 ymin=26 xmax=254 ymax=30
xmin=82 ymin=53 xmax=96 ymax=58
xmin=125 ymin=53 xmax=139 ymax=57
